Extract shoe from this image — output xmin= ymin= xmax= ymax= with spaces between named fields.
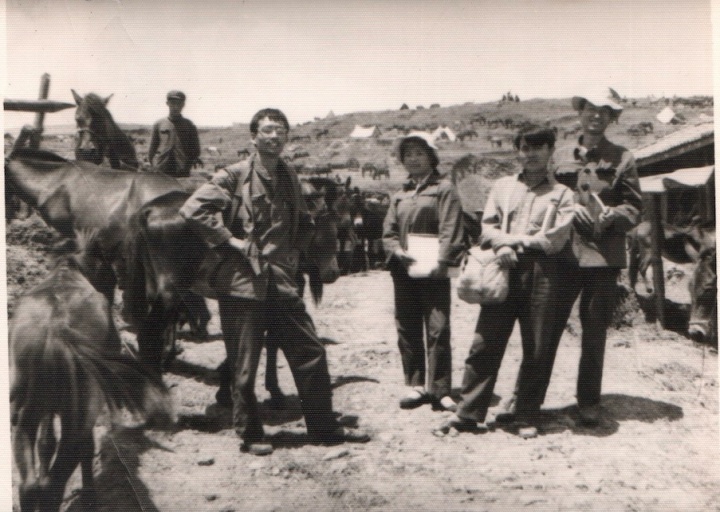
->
xmin=494 ymin=395 xmax=517 ymax=424
xmin=240 ymin=440 xmax=274 ymax=456
xmin=432 ymin=396 xmax=458 ymax=412
xmin=433 ymin=414 xmax=480 ymax=435
xmin=516 ymin=425 xmax=538 ymax=439
xmin=578 ymin=404 xmax=601 ymax=427
xmin=399 ymin=387 xmax=431 ymax=409
xmin=312 ymin=427 xmax=371 ymax=445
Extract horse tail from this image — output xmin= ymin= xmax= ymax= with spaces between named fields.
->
xmin=11 ymin=324 xmax=172 ymax=438
xmin=307 ymin=266 xmax=324 ymax=305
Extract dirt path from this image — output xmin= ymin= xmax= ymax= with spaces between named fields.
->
xmin=11 ymin=267 xmax=716 ymax=512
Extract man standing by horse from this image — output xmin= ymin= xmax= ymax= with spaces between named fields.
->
xmin=148 ymin=90 xmax=201 ymax=177
xmin=179 ymin=108 xmax=370 ymax=455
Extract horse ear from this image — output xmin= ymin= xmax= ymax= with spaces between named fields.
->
xmin=104 ymin=94 xmax=113 ymax=105
xmin=345 ymin=176 xmax=352 ymax=189
xmin=72 ymin=89 xmax=83 ymax=105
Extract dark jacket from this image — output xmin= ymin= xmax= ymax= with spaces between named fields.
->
xmin=383 ymin=171 xmax=465 ymax=271
xmin=179 ymin=154 xmax=312 ymax=300
xmin=552 ymin=136 xmax=643 ymax=267
xmin=149 ymin=116 xmax=201 ymax=177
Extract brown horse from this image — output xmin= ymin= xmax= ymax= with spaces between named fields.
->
xmin=72 ymin=90 xmax=139 ymax=170
xmin=5 ymin=149 xmax=187 ymax=294
xmin=10 ymin=233 xmax=172 ymax=512
xmin=5 ymin=148 xmax=211 ymax=339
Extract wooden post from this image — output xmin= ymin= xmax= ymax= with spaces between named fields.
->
xmin=650 ymin=193 xmax=666 ymax=328
xmin=30 ymin=73 xmax=51 ymax=149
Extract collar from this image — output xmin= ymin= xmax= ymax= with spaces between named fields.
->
xmin=574 ymin=135 xmax=610 ymax=162
xmin=403 ymin=169 xmax=440 ymax=191
xmin=517 ymin=170 xmax=550 ymax=190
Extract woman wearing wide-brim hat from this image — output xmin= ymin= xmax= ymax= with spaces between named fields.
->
xmin=382 ymin=132 xmax=465 ymax=412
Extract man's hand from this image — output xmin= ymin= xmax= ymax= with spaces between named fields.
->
xmin=597 ymin=208 xmax=620 ymax=232
xmin=572 ymin=204 xmax=594 ymax=234
xmin=491 ymin=234 xmax=524 ymax=251
xmin=495 ymin=246 xmax=518 ymax=269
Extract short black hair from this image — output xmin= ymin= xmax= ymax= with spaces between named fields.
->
xmin=513 ymin=124 xmax=556 ymax=150
xmin=250 ymin=108 xmax=290 ymax=135
xmin=399 ymin=137 xmax=439 ymax=169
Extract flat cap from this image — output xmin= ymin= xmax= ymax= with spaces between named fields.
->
xmin=167 ymin=90 xmax=186 ymax=101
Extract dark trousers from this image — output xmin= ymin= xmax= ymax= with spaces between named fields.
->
xmin=456 ymin=254 xmax=557 ymax=424
xmin=391 ymin=271 xmax=452 ymax=399
xmin=218 ymin=287 xmax=339 ymax=442
xmin=538 ymin=265 xmax=619 ymax=408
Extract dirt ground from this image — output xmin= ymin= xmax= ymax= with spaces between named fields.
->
xmin=6 ymin=213 xmax=719 ymax=512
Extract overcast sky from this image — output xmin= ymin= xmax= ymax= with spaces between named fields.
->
xmin=2 ymin=0 xmax=718 ymax=130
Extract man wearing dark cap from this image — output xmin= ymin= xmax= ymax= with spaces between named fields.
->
xmin=148 ymin=90 xmax=201 ymax=177
xmin=537 ymin=88 xmax=642 ymax=427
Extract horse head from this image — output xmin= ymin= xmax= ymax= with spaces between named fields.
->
xmin=72 ymin=90 xmax=138 ymax=170
xmin=300 ymin=178 xmax=343 ymax=300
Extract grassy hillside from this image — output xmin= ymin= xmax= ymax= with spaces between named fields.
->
xmin=15 ymin=96 xmax=713 ymax=214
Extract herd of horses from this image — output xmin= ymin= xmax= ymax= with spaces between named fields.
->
xmin=6 ymin=91 xmax=716 ymax=511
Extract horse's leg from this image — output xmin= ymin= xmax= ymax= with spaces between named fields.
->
xmin=137 ymin=299 xmax=170 ymax=375
xmin=15 ymin=418 xmax=41 ymax=512
xmin=265 ymin=329 xmax=285 ymax=409
xmin=79 ymin=429 xmax=97 ymax=510
xmin=45 ymin=419 xmax=83 ymax=512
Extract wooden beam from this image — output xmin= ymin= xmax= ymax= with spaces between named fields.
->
xmin=650 ymin=194 xmax=666 ymax=328
xmin=3 ymin=99 xmax=76 ymax=113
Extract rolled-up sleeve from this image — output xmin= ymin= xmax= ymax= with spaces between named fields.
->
xmin=179 ymin=169 xmax=237 ymax=248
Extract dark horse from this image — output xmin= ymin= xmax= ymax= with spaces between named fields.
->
xmin=5 ymin=149 xmax=187 ymax=294
xmin=349 ymin=190 xmax=388 ymax=271
xmin=10 ymin=232 xmax=172 ymax=512
xmin=4 ymin=149 xmax=211 ymax=341
xmin=72 ymin=90 xmax=139 ymax=170
xmin=123 ymin=178 xmax=344 ymax=407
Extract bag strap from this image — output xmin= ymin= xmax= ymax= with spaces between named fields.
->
xmin=500 ymin=180 xmax=515 ymax=234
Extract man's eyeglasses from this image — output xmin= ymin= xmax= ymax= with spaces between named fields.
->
xmin=259 ymin=126 xmax=288 ymax=136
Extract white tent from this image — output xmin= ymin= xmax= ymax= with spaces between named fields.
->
xmin=349 ymin=125 xmax=380 ymax=138
xmin=656 ymin=106 xmax=677 ymax=124
xmin=432 ymin=126 xmax=457 ymax=142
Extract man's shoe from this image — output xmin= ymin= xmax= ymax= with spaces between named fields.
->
xmin=578 ymin=404 xmax=601 ymax=427
xmin=240 ymin=440 xmax=274 ymax=456
xmin=433 ymin=414 xmax=482 ymax=435
xmin=432 ymin=396 xmax=458 ymax=412
xmin=399 ymin=387 xmax=431 ymax=409
xmin=312 ymin=427 xmax=371 ymax=445
xmin=494 ymin=394 xmax=516 ymax=424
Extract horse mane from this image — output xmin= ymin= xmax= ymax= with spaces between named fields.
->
xmin=9 ymin=148 xmax=69 ymax=164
